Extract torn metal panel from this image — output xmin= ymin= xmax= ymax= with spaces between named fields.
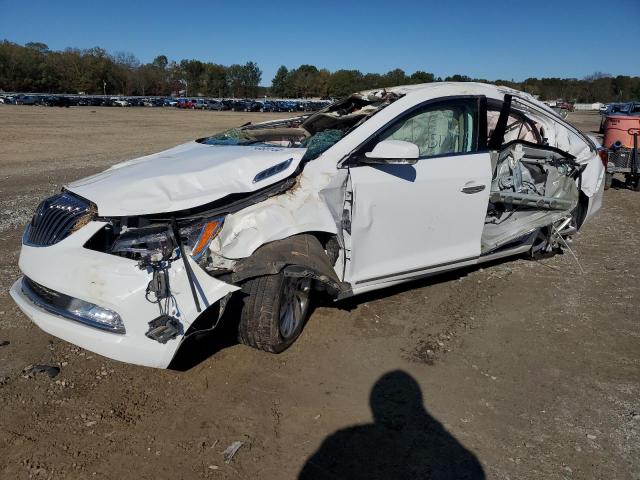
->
xmin=232 ymin=234 xmax=348 ymax=296
xmin=212 ymin=160 xmax=348 ymax=261
xmin=482 ymin=141 xmax=580 ymax=253
xmin=11 ymin=221 xmax=238 ymax=368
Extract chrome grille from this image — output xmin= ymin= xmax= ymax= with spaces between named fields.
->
xmin=24 ymin=192 xmax=93 ymax=246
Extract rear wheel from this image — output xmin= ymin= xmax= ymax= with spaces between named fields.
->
xmin=530 ymin=227 xmax=556 ymax=259
xmin=238 ymin=272 xmax=312 ymax=353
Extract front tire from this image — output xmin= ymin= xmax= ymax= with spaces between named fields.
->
xmin=238 ymin=272 xmax=312 ymax=353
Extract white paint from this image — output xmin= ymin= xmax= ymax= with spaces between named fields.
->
xmin=346 ymin=152 xmax=491 ymax=287
xmin=67 ymin=143 xmax=306 ymax=216
xmin=11 ymin=222 xmax=238 ymax=368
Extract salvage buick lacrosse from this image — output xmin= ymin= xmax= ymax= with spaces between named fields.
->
xmin=10 ymin=83 xmax=604 ymax=367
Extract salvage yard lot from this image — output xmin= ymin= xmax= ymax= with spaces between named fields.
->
xmin=0 ymin=106 xmax=638 ymax=479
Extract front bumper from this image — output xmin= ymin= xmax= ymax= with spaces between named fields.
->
xmin=10 ymin=221 xmax=238 ymax=368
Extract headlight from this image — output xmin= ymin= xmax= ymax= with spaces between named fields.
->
xmin=110 ymin=217 xmax=224 ymax=263
xmin=178 ymin=217 xmax=224 ymax=261
xmin=111 ymin=227 xmax=174 ymax=260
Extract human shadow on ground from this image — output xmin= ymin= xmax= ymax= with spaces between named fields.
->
xmin=299 ymin=370 xmax=485 ymax=480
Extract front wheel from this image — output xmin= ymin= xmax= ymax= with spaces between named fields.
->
xmin=238 ymin=271 xmax=312 ymax=353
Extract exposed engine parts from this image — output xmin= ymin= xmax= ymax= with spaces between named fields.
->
xmin=146 ymin=314 xmax=183 ymax=344
xmin=137 ymin=237 xmax=185 ymax=344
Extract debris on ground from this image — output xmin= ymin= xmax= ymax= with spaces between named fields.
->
xmin=223 ymin=441 xmax=244 ymax=463
xmin=22 ymin=364 xmax=60 ymax=379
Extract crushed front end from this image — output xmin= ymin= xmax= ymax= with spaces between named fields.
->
xmin=10 ymin=191 xmax=238 ymax=368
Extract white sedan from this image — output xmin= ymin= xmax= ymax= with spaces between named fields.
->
xmin=10 ymin=82 xmax=604 ymax=368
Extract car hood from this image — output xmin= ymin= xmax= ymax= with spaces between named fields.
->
xmin=66 ymin=142 xmax=306 ymax=217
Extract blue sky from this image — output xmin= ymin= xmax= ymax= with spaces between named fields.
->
xmin=1 ymin=0 xmax=638 ymax=85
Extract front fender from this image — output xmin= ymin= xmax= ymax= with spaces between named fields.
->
xmin=231 ymin=234 xmax=349 ymax=297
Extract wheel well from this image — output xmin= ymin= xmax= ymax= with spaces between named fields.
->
xmin=575 ymin=191 xmax=589 ymax=230
xmin=230 ymin=233 xmax=347 ymax=297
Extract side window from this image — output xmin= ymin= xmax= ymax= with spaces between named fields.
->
xmin=487 ymin=108 xmax=541 ymax=145
xmin=378 ymin=100 xmax=477 ymax=157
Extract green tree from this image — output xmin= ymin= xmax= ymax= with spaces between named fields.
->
xmin=271 ymin=65 xmax=290 ymax=97
xmin=290 ymin=64 xmax=319 ymax=97
xmin=205 ymin=63 xmax=227 ymax=97
xmin=328 ymin=70 xmax=364 ymax=97
xmin=409 ymin=71 xmax=435 ymax=84
xmin=383 ymin=68 xmax=407 ymax=87
xmin=226 ymin=64 xmax=244 ymax=97
xmin=152 ymin=55 xmax=168 ymax=70
xmin=241 ymin=61 xmax=262 ymax=98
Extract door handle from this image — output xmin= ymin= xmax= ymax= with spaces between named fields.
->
xmin=461 ymin=185 xmax=486 ymax=194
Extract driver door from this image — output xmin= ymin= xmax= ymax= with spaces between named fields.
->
xmin=345 ymin=97 xmax=491 ymax=289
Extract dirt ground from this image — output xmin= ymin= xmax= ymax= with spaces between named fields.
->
xmin=0 ymin=106 xmax=638 ymax=480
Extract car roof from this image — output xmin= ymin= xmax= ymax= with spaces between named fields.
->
xmin=358 ymin=81 xmax=532 ymax=102
xmin=357 ymin=81 xmax=558 ymax=117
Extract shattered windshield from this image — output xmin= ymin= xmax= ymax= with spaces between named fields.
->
xmin=199 ymin=90 xmax=402 ymax=160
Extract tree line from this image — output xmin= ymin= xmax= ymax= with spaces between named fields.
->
xmin=0 ymin=41 xmax=262 ymax=97
xmin=1 ymin=40 xmax=639 ymax=102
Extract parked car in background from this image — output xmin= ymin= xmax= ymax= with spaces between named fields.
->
xmin=193 ymin=99 xmax=207 ymax=110
xmin=0 ymin=94 xmax=333 ymax=112
xmin=228 ymin=100 xmax=248 ymax=111
xmin=557 ymin=101 xmax=574 ymax=112
xmin=206 ymin=100 xmax=229 ymax=111
xmin=177 ymin=98 xmax=197 ymax=109
xmin=16 ymin=95 xmax=37 ymax=105
xmin=10 ymin=82 xmax=604 ymax=368
xmin=42 ymin=96 xmax=71 ymax=107
xmin=260 ymin=101 xmax=277 ymax=112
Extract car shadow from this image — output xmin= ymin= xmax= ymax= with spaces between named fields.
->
xmin=331 ymin=255 xmax=516 ymax=311
xmin=168 ymin=298 xmax=241 ymax=371
xmin=170 ymin=255 xmax=521 ymax=370
xmin=298 ymin=370 xmax=485 ymax=479
xmin=373 ymin=164 xmax=417 ymax=182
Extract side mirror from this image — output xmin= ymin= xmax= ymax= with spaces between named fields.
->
xmin=362 ymin=140 xmax=419 ymax=165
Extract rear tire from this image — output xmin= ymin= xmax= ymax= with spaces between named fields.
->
xmin=238 ymin=272 xmax=312 ymax=353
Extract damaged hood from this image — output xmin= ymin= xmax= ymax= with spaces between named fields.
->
xmin=66 ymin=142 xmax=305 ymax=216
